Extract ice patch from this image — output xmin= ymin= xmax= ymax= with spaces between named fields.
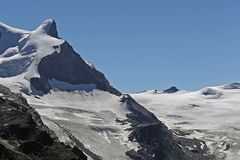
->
xmin=49 ymin=79 xmax=96 ymax=92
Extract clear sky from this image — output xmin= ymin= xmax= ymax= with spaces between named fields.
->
xmin=1 ymin=1 xmax=240 ymax=92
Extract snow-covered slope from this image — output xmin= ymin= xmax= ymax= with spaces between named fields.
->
xmin=0 ymin=20 xmax=199 ymax=160
xmin=0 ymin=19 xmax=119 ymax=96
xmin=0 ymin=19 xmax=136 ymax=159
xmin=132 ymin=83 xmax=240 ymax=160
xmin=27 ymin=90 xmax=134 ymax=160
xmin=0 ymin=19 xmax=63 ymax=93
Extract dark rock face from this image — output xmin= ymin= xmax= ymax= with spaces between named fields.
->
xmin=121 ymin=94 xmax=209 ymax=160
xmin=202 ymin=88 xmax=218 ymax=96
xmin=48 ymin=20 xmax=58 ymax=38
xmin=127 ymin=124 xmax=212 ymax=160
xmin=30 ymin=78 xmax=51 ymax=94
xmin=31 ymin=41 xmax=121 ymax=96
xmin=127 ymin=123 xmax=187 ymax=160
xmin=0 ymin=85 xmax=87 ymax=160
xmin=223 ymin=82 xmax=240 ymax=90
xmin=121 ymin=94 xmax=159 ymax=124
xmin=121 ymin=95 xmax=187 ymax=160
xmin=163 ymin=86 xmax=179 ymax=93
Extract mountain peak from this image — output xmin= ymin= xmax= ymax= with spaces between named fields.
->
xmin=35 ymin=19 xmax=58 ymax=38
xmin=0 ymin=20 xmax=120 ymax=96
xmin=163 ymin=86 xmax=179 ymax=93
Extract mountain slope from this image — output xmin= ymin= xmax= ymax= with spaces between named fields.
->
xmin=0 ymin=19 xmax=207 ymax=160
xmin=0 ymin=19 xmax=120 ymax=96
xmin=132 ymin=83 xmax=240 ymax=160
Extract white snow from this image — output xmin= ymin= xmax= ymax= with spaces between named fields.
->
xmin=0 ymin=22 xmax=30 ymax=54
xmin=5 ymin=19 xmax=239 ymax=159
xmin=35 ymin=19 xmax=55 ymax=34
xmin=0 ymin=19 xmax=64 ymax=93
xmin=35 ymin=108 xmax=70 ymax=121
xmin=131 ymin=83 xmax=240 ymax=160
xmin=26 ymin=90 xmax=135 ymax=160
xmin=0 ymin=20 xmax=139 ymax=159
xmin=0 ymin=20 xmax=138 ymax=159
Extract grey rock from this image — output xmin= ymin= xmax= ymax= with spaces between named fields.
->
xmin=0 ymin=85 xmax=87 ymax=160
xmin=163 ymin=86 xmax=179 ymax=93
xmin=31 ymin=41 xmax=121 ymax=96
xmin=48 ymin=19 xmax=58 ymax=38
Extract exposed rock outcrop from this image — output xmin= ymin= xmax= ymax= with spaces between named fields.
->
xmin=127 ymin=123 xmax=186 ymax=160
xmin=0 ymin=85 xmax=87 ymax=160
xmin=121 ymin=95 xmax=187 ymax=159
xmin=31 ymin=41 xmax=121 ymax=96
xmin=121 ymin=94 xmax=209 ymax=160
xmin=163 ymin=86 xmax=179 ymax=93
xmin=121 ymin=94 xmax=159 ymax=124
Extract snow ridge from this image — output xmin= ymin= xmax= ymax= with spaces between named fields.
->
xmin=0 ymin=20 xmax=64 ymax=94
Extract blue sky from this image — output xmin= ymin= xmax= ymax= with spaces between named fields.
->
xmin=1 ymin=1 xmax=240 ymax=92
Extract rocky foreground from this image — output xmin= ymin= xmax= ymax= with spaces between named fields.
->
xmin=0 ymin=84 xmax=87 ymax=160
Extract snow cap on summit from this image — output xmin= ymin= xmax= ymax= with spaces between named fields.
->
xmin=35 ymin=19 xmax=58 ymax=38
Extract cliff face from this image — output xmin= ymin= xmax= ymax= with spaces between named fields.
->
xmin=0 ymin=19 xmax=120 ymax=96
xmin=32 ymin=41 xmax=121 ymax=96
xmin=121 ymin=94 xmax=211 ymax=160
xmin=0 ymin=85 xmax=87 ymax=160
xmin=121 ymin=95 xmax=189 ymax=160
